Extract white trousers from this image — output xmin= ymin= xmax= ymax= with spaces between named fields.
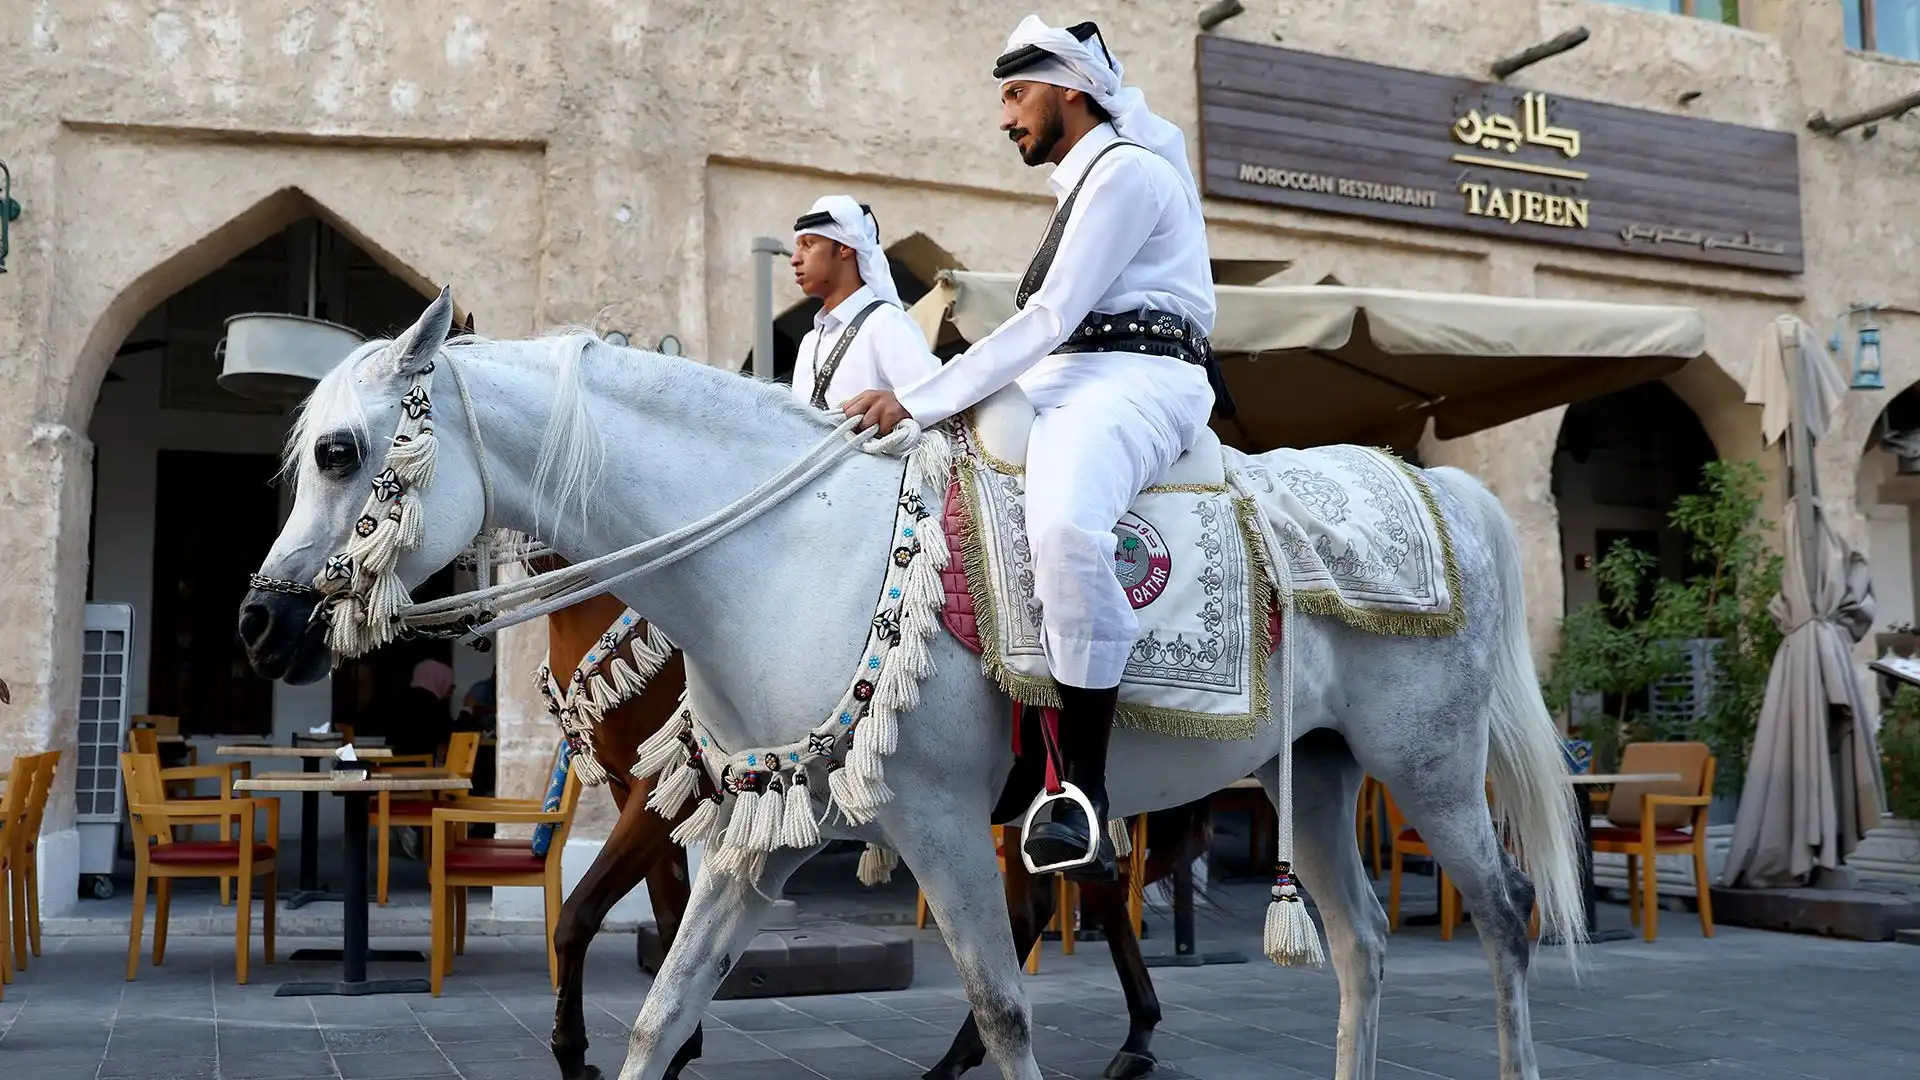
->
xmin=1020 ymin=352 xmax=1215 ymax=689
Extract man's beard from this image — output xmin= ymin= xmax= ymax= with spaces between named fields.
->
xmin=1011 ymin=100 xmax=1065 ymax=166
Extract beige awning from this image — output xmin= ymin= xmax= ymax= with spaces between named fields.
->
xmin=909 ymin=271 xmax=1707 ymax=451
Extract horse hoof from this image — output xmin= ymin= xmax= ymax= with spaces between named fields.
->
xmin=921 ymin=1058 xmax=977 ymax=1080
xmin=1104 ymin=1050 xmax=1156 ymax=1080
xmin=574 ymin=1068 xmax=604 ymax=1080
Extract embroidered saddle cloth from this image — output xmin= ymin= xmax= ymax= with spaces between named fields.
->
xmin=1225 ymin=443 xmax=1461 ymax=638
xmin=939 ymin=421 xmax=1460 ymax=742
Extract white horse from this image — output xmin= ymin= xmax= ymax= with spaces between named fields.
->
xmin=239 ymin=291 xmax=1586 ymax=1080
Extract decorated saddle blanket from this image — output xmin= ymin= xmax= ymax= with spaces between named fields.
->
xmin=939 ymin=428 xmax=1460 ymax=741
xmin=1225 ymin=443 xmax=1462 ymax=638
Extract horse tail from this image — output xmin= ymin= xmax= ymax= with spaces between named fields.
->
xmin=1437 ymin=467 xmax=1588 ymax=964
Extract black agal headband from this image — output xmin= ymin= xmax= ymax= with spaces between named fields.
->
xmin=793 ymin=204 xmax=879 ymax=238
xmin=991 ymin=21 xmax=1113 ymax=79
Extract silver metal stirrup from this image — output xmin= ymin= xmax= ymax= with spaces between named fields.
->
xmin=1017 ymin=781 xmax=1102 ymax=875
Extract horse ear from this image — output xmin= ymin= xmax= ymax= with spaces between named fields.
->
xmin=391 ymin=286 xmax=455 ymax=376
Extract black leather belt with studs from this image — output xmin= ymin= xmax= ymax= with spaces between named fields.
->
xmin=1054 ymin=307 xmax=1211 ymax=368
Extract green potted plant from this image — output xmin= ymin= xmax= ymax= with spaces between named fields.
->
xmin=1545 ymin=459 xmax=1783 ymax=806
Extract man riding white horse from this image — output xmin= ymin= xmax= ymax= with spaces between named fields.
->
xmin=787 ymin=195 xmax=939 ymax=408
xmin=843 ymin=15 xmax=1230 ymax=879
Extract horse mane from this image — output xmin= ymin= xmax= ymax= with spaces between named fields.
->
xmin=283 ymin=321 xmax=842 ymax=543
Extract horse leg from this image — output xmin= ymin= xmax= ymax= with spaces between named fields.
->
xmin=1264 ymin=733 xmax=1385 ymax=1080
xmin=924 ymin=828 xmax=1056 ymax=1080
xmin=616 ymin=844 xmax=821 ymax=1080
xmin=896 ymin=805 xmax=1044 ymax=1080
xmin=1085 ymin=866 xmax=1162 ymax=1080
xmin=1376 ymin=759 xmax=1540 ymax=1080
xmin=549 ymin=786 xmax=699 ymax=1080
xmin=643 ymin=842 xmax=701 ymax=1077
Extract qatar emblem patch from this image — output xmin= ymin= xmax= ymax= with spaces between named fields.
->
xmin=1111 ymin=512 xmax=1173 ymax=609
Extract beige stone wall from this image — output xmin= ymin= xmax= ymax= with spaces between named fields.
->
xmin=5 ymin=0 xmax=1920 ymax=857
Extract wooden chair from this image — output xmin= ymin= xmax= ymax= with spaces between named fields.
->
xmin=0 ymin=755 xmax=29 ymax=994
xmin=375 ymin=731 xmax=482 ymax=904
xmin=6 ymin=751 xmax=59 ymax=970
xmin=427 ymin=742 xmax=581 ymax=995
xmin=1383 ymin=788 xmax=1461 ymax=940
xmin=120 ymin=752 xmax=279 ymax=984
xmin=128 ymin=728 xmax=247 ymax=906
xmin=1590 ymin=741 xmax=1716 ymax=942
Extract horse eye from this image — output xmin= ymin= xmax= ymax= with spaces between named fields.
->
xmin=314 ymin=439 xmax=359 ymax=474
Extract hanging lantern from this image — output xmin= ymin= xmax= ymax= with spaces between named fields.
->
xmin=1830 ymin=303 xmax=1887 ymax=392
xmin=217 ymin=312 xmax=366 ymax=403
xmin=1852 ymin=318 xmax=1884 ymax=391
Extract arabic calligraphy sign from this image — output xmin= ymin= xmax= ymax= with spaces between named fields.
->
xmin=1196 ymin=37 xmax=1804 ymax=275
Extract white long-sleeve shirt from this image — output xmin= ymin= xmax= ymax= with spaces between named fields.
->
xmin=792 ymin=285 xmax=942 ymax=409
xmin=894 ymin=123 xmax=1216 ymax=426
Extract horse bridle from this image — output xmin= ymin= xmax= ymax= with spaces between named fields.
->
xmin=247 ymin=327 xmax=508 ymax=647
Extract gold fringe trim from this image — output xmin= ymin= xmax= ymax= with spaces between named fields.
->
xmin=955 ymin=458 xmax=1274 ymax=742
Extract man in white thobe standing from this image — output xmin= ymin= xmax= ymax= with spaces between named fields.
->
xmin=787 ymin=195 xmax=939 ymax=410
xmin=842 ymin=16 xmax=1228 ymax=878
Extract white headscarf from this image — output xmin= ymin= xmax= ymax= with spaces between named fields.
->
xmin=995 ymin=14 xmax=1197 ymax=193
xmin=793 ymin=195 xmax=903 ymax=309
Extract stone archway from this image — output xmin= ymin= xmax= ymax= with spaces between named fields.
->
xmin=14 ymin=135 xmax=545 ymax=914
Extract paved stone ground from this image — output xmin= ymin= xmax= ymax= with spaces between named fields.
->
xmin=1 ymin=870 xmax=1915 ymax=1080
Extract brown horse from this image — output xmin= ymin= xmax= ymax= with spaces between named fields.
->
xmin=534 ymin=581 xmax=1198 ymax=1080
xmin=535 ymin=580 xmax=703 ymax=1080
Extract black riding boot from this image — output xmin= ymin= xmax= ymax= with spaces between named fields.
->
xmin=1021 ymin=683 xmax=1119 ymax=880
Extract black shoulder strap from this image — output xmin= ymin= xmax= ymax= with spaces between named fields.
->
xmin=1014 ymin=139 xmax=1148 ymax=310
xmin=809 ymin=300 xmax=889 ymax=409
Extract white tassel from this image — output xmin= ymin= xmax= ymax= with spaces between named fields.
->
xmin=915 ymin=513 xmax=950 ymax=573
xmin=646 ymin=762 xmax=698 ymax=818
xmin=588 ymin=673 xmax=620 ymax=713
xmin=671 ymin=796 xmax=724 ymax=847
xmin=724 ymin=788 xmax=760 ymax=850
xmin=1263 ymin=863 xmax=1326 ymax=968
xmin=632 ymin=719 xmax=687 ymax=780
xmin=847 ymin=738 xmax=885 ymax=781
xmin=711 ymin=846 xmax=767 ymax=882
xmin=643 ymin=623 xmax=675 ymax=659
xmin=747 ymin=779 xmax=784 ymax=852
xmin=893 ymin=617 xmax=936 ymax=679
xmin=859 ymin=706 xmax=898 ymax=757
xmin=780 ymin=773 xmax=820 ymax=849
xmin=572 ymin=697 xmax=602 ymax=728
xmin=365 ymin=574 xmax=409 ymax=636
xmin=904 ymin=555 xmax=943 ymax=612
xmin=1264 ymin=693 xmax=1324 ymax=967
xmin=608 ymin=655 xmax=651 ymax=697
xmin=829 ymin=767 xmax=888 ymax=826
xmin=1109 ymin=818 xmax=1133 ymax=860
xmin=876 ymin=652 xmax=922 ymax=714
xmin=856 ymin=843 xmax=898 ymax=887
xmin=571 ymin=745 xmax=611 ymax=787
xmin=387 ymin=431 xmax=438 ymax=486
xmin=396 ymin=498 xmax=425 ymax=550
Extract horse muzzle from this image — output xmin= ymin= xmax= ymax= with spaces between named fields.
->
xmin=238 ymin=583 xmax=333 ymax=684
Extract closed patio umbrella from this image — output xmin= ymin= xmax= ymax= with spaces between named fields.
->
xmin=1723 ymin=315 xmax=1887 ymax=889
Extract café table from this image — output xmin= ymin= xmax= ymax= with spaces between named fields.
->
xmin=233 ymin=770 xmax=469 ymax=997
xmin=1544 ymin=771 xmax=1683 ymax=945
xmin=217 ymin=739 xmax=394 ymax=909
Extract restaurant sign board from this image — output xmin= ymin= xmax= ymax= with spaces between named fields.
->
xmin=1196 ymin=36 xmax=1804 ymax=275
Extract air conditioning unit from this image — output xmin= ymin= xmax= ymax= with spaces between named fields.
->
xmin=217 ymin=312 xmax=366 ymax=403
xmin=76 ymin=603 xmax=134 ymax=899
